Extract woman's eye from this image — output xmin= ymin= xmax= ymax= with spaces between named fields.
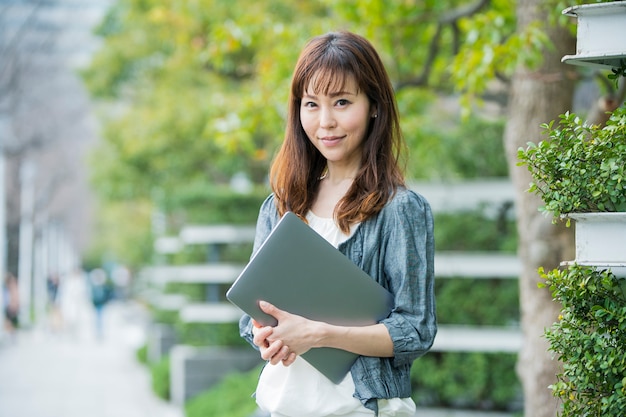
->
xmin=304 ymin=101 xmax=317 ymax=108
xmin=336 ymin=99 xmax=349 ymax=106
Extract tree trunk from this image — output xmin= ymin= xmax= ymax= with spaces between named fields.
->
xmin=504 ymin=1 xmax=577 ymax=416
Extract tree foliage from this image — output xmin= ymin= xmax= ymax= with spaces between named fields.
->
xmin=82 ymin=0 xmax=576 ymax=268
xmin=83 ymin=0 xmax=540 ymax=202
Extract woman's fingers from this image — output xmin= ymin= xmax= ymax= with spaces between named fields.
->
xmin=253 ymin=303 xmax=300 ymax=365
xmin=281 ymin=351 xmax=297 ymax=367
xmin=252 ymin=325 xmax=273 ymax=348
xmin=258 ymin=337 xmax=295 ymax=365
xmin=262 ymin=340 xmax=290 ymax=365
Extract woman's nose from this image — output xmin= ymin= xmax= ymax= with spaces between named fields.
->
xmin=319 ymin=107 xmax=336 ymax=128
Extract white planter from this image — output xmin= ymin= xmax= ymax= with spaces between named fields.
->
xmin=561 ymin=1 xmax=626 ymax=70
xmin=562 ymin=212 xmax=626 ymax=277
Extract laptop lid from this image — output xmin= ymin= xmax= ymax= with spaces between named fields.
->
xmin=226 ymin=211 xmax=393 ymax=383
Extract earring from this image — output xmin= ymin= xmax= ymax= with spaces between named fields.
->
xmin=372 ymin=114 xmax=378 ymax=118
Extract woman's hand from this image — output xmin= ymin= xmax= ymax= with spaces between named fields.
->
xmin=251 ymin=316 xmax=298 ymax=366
xmin=254 ymin=300 xmax=394 ymax=363
xmin=258 ymin=300 xmax=323 ymax=358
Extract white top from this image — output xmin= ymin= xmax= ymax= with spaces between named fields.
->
xmin=254 ymin=212 xmax=416 ymax=417
xmin=305 ymin=211 xmax=358 ymax=247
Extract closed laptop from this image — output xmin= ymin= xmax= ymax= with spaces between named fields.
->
xmin=227 ymin=211 xmax=393 ymax=383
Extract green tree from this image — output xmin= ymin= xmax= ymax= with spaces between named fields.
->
xmin=84 ymin=0 xmax=521 ymax=202
xmin=83 ymin=0 xmax=520 ymax=268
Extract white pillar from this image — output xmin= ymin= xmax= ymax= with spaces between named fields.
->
xmin=18 ymin=159 xmax=35 ymax=327
xmin=48 ymin=221 xmax=59 ymax=281
xmin=33 ymin=226 xmax=48 ymax=325
xmin=0 ymin=149 xmax=6 ymax=338
xmin=58 ymin=226 xmax=74 ymax=277
xmin=0 ymin=114 xmax=13 ymax=338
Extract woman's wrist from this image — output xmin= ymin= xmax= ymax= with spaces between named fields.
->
xmin=312 ymin=321 xmax=345 ymax=349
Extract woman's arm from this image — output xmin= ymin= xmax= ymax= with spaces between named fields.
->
xmin=379 ymin=190 xmax=437 ymax=366
xmin=256 ymin=300 xmax=394 ymax=361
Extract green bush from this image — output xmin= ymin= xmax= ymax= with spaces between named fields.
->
xmin=136 ymin=343 xmax=148 ymax=365
xmin=164 ymin=185 xmax=268 ymax=226
xmin=540 ymin=265 xmax=626 ymax=416
xmin=150 ymin=308 xmax=179 ymax=326
xmin=179 ymin=322 xmax=248 ymax=347
xmin=436 ymin=278 xmax=519 ymax=326
xmin=433 ymin=209 xmax=517 ymax=252
xmin=405 ymin=113 xmax=508 ymax=180
xmin=168 ymin=242 xmax=254 ymax=265
xmin=444 ymin=117 xmax=508 ymax=179
xmin=185 ymin=365 xmax=263 ymax=417
xmin=165 ymin=282 xmax=206 ymax=302
xmin=148 ymin=309 xmax=247 ymax=348
xmin=150 ymin=356 xmax=171 ymax=400
xmin=413 ymin=278 xmax=522 ymax=411
xmin=412 ymin=352 xmax=521 ymax=410
xmin=518 ymin=108 xmax=626 ymax=220
xmin=423 ymin=209 xmax=521 ymax=411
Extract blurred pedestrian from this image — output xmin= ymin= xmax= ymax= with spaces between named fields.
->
xmin=47 ymin=273 xmax=62 ymax=331
xmin=3 ymin=273 xmax=19 ymax=338
xmin=88 ymin=268 xmax=112 ymax=340
xmin=111 ymin=264 xmax=131 ymax=300
xmin=58 ymin=267 xmax=91 ymax=338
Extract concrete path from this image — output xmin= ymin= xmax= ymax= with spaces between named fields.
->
xmin=0 ymin=299 xmax=517 ymax=417
xmin=0 ymin=300 xmax=183 ymax=417
xmin=413 ymin=409 xmax=516 ymax=417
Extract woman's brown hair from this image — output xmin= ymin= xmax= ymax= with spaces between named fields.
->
xmin=269 ymin=31 xmax=406 ymax=233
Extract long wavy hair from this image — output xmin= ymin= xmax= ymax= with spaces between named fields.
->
xmin=270 ymin=31 xmax=406 ymax=233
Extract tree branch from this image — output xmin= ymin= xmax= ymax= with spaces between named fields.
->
xmin=0 ymin=1 xmax=43 ymax=81
xmin=395 ymin=0 xmax=491 ymax=91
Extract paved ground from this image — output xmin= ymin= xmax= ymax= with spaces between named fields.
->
xmin=0 ymin=300 xmax=183 ymax=417
xmin=0 ymin=300 xmax=516 ymax=417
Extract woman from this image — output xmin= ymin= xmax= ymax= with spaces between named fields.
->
xmin=239 ymin=31 xmax=436 ymax=417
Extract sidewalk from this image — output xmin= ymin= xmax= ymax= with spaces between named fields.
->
xmin=0 ymin=300 xmax=183 ymax=417
xmin=0 ymin=299 xmax=517 ymax=417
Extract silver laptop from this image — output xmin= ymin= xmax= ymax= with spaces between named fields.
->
xmin=226 ymin=211 xmax=393 ymax=383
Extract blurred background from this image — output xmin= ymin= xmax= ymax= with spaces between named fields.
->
xmin=1 ymin=1 xmax=622 ymax=417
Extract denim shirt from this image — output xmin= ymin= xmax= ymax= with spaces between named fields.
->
xmin=239 ymin=187 xmax=437 ymax=415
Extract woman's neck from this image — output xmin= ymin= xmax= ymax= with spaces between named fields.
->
xmin=312 ymin=172 xmax=355 ymax=218
xmin=323 ymin=161 xmax=359 ymax=184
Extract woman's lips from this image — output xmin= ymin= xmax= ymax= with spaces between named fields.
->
xmin=320 ymin=136 xmax=344 ymax=146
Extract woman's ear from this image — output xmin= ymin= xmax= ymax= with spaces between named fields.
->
xmin=370 ymin=104 xmax=378 ymax=119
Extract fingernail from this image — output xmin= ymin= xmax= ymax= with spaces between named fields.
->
xmin=259 ymin=300 xmax=268 ymax=308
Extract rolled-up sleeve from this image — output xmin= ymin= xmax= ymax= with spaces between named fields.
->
xmin=379 ymin=191 xmax=437 ymax=367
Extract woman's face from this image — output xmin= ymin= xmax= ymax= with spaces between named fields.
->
xmin=300 ymin=74 xmax=374 ymax=170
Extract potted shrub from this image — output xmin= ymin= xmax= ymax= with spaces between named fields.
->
xmin=517 ymin=100 xmax=626 ymax=417
xmin=517 ymin=106 xmax=626 ymax=269
xmin=538 ymin=264 xmax=626 ymax=416
xmin=517 ymin=106 xmax=626 ymax=218
xmin=516 ymin=3 xmax=626 ymax=414
xmin=518 ymin=109 xmax=626 ymax=416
